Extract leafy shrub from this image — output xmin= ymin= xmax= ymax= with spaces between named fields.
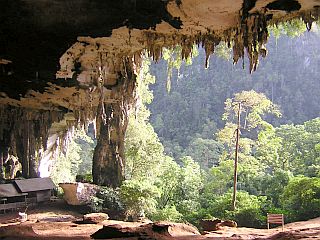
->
xmin=208 ymin=191 xmax=269 ymax=228
xmin=90 ymin=186 xmax=123 ymax=215
xmin=120 ymin=180 xmax=160 ymax=219
xmin=151 ymin=205 xmax=183 ymax=222
xmin=280 ymin=176 xmax=320 ymax=221
xmin=76 ymin=174 xmax=93 ymax=183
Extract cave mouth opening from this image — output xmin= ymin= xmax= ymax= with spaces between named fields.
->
xmin=38 ymin=16 xmax=320 ymax=187
xmin=1 ymin=0 xmax=320 ymax=188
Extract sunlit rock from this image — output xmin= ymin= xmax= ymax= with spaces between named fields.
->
xmin=59 ymin=182 xmax=99 ymax=205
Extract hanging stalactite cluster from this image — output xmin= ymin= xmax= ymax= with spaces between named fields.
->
xmin=1 ymin=1 xmax=320 ymax=186
xmin=142 ymin=7 xmax=320 ymax=73
xmin=0 ymin=107 xmax=65 ymax=179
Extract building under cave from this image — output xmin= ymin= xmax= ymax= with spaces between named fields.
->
xmin=0 ymin=0 xmax=319 ymax=188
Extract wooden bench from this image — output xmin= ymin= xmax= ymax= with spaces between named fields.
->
xmin=267 ymin=213 xmax=284 ymax=231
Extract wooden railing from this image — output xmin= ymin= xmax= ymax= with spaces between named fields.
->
xmin=267 ymin=213 xmax=284 ymax=231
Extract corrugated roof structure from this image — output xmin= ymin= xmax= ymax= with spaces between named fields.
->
xmin=0 ymin=183 xmax=26 ymax=197
xmin=14 ymin=178 xmax=55 ymax=193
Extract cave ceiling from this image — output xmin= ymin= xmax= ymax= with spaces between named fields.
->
xmin=0 ymin=0 xmax=319 ymax=112
xmin=0 ymin=0 xmax=320 ymax=179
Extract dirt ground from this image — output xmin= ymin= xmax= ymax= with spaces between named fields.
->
xmin=0 ymin=201 xmax=319 ymax=240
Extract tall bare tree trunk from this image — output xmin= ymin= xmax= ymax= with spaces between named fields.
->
xmin=232 ymin=102 xmax=241 ymax=210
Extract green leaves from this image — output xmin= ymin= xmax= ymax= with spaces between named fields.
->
xmin=280 ymin=176 xmax=320 ymax=221
xmin=223 ymin=90 xmax=281 ymax=131
xmin=204 ymin=191 xmax=269 ymax=228
xmin=120 ymin=180 xmax=160 ymax=217
xmin=269 ymin=19 xmax=307 ymax=39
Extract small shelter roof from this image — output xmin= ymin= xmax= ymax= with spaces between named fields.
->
xmin=0 ymin=183 xmax=26 ymax=198
xmin=14 ymin=178 xmax=55 ymax=193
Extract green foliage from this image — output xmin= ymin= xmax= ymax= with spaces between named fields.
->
xmin=50 ymin=129 xmax=95 ymax=185
xmin=260 ymin=118 xmax=320 ymax=176
xmin=204 ymin=159 xmax=234 ymax=195
xmin=90 ymin=186 xmax=123 ymax=213
xmin=162 ymin=45 xmax=198 ymax=92
xmin=269 ymin=19 xmax=307 ymax=39
xmin=76 ymin=130 xmax=95 ymax=175
xmin=155 ymin=156 xmax=181 ymax=209
xmin=76 ymin=173 xmax=93 ymax=183
xmin=256 ymin=125 xmax=282 ymax=173
xmin=280 ymin=176 xmax=320 ymax=221
xmin=125 ymin=56 xmax=166 ymax=181
xmin=222 ymin=90 xmax=281 ymax=131
xmin=120 ymin=180 xmax=160 ymax=218
xmin=125 ymin=118 xmax=165 ymax=180
xmin=151 ymin=205 xmax=183 ymax=222
xmin=150 ymin=31 xmax=320 ymax=162
xmin=206 ymin=191 xmax=269 ymax=228
xmin=51 ymin=137 xmax=81 ymax=184
xmin=183 ymin=138 xmax=223 ymax=169
xmin=174 ymin=157 xmax=203 ymax=217
xmin=214 ymin=42 xmax=232 ymax=61
xmin=254 ymin=170 xmax=292 ymax=207
xmin=154 ymin=156 xmax=203 ymax=224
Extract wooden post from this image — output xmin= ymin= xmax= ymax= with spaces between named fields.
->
xmin=232 ymin=102 xmax=241 ymax=210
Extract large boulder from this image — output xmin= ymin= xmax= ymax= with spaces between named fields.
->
xmin=83 ymin=213 xmax=109 ymax=224
xmin=200 ymin=219 xmax=237 ymax=232
xmin=91 ymin=221 xmax=200 ymax=239
xmin=200 ymin=219 xmax=222 ymax=231
xmin=59 ymin=182 xmax=99 ymax=205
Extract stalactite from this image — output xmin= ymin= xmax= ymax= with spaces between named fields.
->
xmin=142 ymin=8 xmax=320 ymax=73
xmin=1 ymin=3 xmax=319 ymax=184
xmin=0 ymin=106 xmax=67 ymax=178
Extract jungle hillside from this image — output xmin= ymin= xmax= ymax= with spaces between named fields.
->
xmin=52 ymin=20 xmax=320 ymax=229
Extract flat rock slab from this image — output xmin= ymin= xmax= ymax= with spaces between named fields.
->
xmin=91 ymin=221 xmax=200 ymax=239
xmin=83 ymin=213 xmax=109 ymax=224
xmin=37 ymin=215 xmax=77 ymax=223
xmin=200 ymin=219 xmax=237 ymax=231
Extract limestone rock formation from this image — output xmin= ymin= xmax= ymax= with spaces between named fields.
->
xmin=59 ymin=182 xmax=99 ymax=205
xmin=0 ymin=1 xmax=320 ymax=187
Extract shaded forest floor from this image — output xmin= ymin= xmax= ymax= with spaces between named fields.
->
xmin=0 ymin=201 xmax=319 ymax=239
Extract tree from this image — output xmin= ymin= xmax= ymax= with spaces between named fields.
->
xmin=280 ymin=176 xmax=320 ymax=221
xmin=124 ymin=56 xmax=167 ymax=182
xmin=269 ymin=19 xmax=307 ymax=39
xmin=274 ymin=118 xmax=320 ymax=176
xmin=255 ymin=170 xmax=292 ymax=207
xmin=183 ymin=138 xmax=223 ymax=169
xmin=206 ymin=191 xmax=269 ymax=228
xmin=256 ymin=124 xmax=282 ymax=173
xmin=120 ymin=179 xmax=160 ymax=218
xmin=50 ymin=129 xmax=95 ymax=185
xmin=222 ymin=90 xmax=281 ymax=133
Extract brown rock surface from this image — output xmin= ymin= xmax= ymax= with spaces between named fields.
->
xmin=91 ymin=221 xmax=200 ymax=239
xmin=83 ymin=213 xmax=109 ymax=224
xmin=0 ymin=202 xmax=319 ymax=240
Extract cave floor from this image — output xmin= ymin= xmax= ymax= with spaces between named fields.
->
xmin=0 ymin=201 xmax=319 ymax=239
